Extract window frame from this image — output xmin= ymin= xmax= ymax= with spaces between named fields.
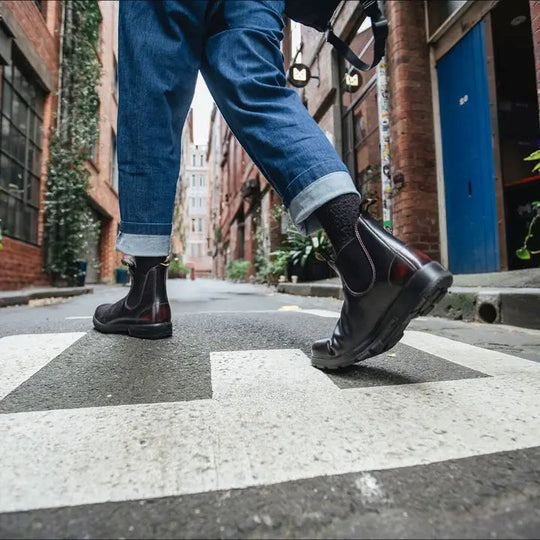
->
xmin=0 ymin=63 xmax=45 ymax=245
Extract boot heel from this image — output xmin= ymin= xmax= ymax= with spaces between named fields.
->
xmin=128 ymin=322 xmax=173 ymax=340
xmin=406 ymin=261 xmax=452 ymax=298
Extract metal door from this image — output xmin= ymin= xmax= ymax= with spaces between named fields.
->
xmin=437 ymin=22 xmax=499 ymax=273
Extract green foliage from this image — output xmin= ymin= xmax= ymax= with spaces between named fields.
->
xmin=515 ymin=201 xmax=540 ymax=261
xmin=515 ymin=149 xmax=540 ymax=261
xmin=168 ymin=257 xmax=190 ymax=279
xmin=267 ymin=249 xmax=289 ymax=277
xmin=225 ymin=259 xmax=251 ymax=281
xmin=524 ymin=149 xmax=540 ymax=172
xmin=287 ymin=228 xmax=332 ymax=268
xmin=44 ymin=0 xmax=102 ymax=284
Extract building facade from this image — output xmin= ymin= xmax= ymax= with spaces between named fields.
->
xmin=209 ymin=106 xmax=285 ymax=279
xmin=206 ymin=105 xmax=223 ymax=277
xmin=0 ymin=0 xmax=120 ymax=290
xmin=184 ymin=141 xmax=211 ymax=275
xmin=0 ymin=0 xmax=61 ymax=289
xmin=294 ymin=0 xmax=540 ymax=274
xmin=86 ymin=0 xmax=121 ymax=284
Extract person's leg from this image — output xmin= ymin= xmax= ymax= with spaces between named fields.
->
xmin=201 ymin=0 xmax=360 ymax=241
xmin=94 ymin=0 xmax=206 ymax=339
xmin=202 ymin=0 xmax=452 ymax=365
xmin=116 ymin=0 xmax=204 ymax=256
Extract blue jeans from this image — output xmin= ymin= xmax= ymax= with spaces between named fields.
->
xmin=116 ymin=0 xmax=359 ymax=256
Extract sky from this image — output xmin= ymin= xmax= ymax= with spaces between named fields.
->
xmin=191 ymin=74 xmax=214 ymax=145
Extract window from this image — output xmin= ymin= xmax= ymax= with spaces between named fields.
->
xmin=192 ymin=154 xmax=196 ymax=166
xmin=191 ymin=174 xmax=196 ymax=187
xmin=0 ymin=63 xmax=45 ymax=244
xmin=110 ymin=130 xmax=118 ymax=191
xmin=199 ymin=197 xmax=204 ymax=207
xmin=89 ymin=99 xmax=100 ymax=164
xmin=33 ymin=0 xmax=44 ymax=15
xmin=113 ymin=55 xmax=118 ymax=101
xmin=426 ymin=0 xmax=468 ymax=38
xmin=190 ymin=197 xmax=195 ymax=207
xmin=191 ymin=218 xmax=196 ymax=232
xmin=198 ymin=218 xmax=203 ymax=232
xmin=199 ymin=175 xmax=205 ymax=187
xmin=200 ymin=154 xmax=204 ymax=166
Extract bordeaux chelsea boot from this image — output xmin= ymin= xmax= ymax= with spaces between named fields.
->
xmin=312 ymin=210 xmax=452 ymax=369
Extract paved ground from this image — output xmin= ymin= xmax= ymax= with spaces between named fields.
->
xmin=1 ymin=278 xmax=539 ymax=539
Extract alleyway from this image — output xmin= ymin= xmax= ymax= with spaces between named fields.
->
xmin=1 ymin=279 xmax=540 ymax=538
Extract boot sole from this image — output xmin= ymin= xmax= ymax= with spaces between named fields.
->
xmin=93 ymin=316 xmax=173 ymax=340
xmin=311 ymin=261 xmax=453 ymax=370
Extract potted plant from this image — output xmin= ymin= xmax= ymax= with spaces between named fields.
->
xmin=114 ymin=264 xmax=130 ymax=285
xmin=73 ymin=259 xmax=87 ymax=287
xmin=225 ymin=259 xmax=251 ymax=282
xmin=516 ymin=149 xmax=540 ymax=262
xmin=286 ymin=228 xmax=335 ymax=282
xmin=168 ymin=257 xmax=190 ymax=279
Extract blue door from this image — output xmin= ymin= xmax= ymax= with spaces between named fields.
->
xmin=437 ymin=22 xmax=499 ymax=274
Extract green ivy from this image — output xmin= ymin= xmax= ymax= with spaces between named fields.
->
xmin=44 ymin=0 xmax=102 ymax=284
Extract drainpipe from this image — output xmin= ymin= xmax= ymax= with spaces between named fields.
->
xmin=376 ymin=0 xmax=392 ymax=232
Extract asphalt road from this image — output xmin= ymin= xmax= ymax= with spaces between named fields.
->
xmin=1 ymin=278 xmax=539 ymax=539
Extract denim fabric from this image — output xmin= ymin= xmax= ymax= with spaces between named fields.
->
xmin=116 ymin=0 xmax=359 ymax=256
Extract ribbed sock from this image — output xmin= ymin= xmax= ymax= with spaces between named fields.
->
xmin=314 ymin=193 xmax=361 ymax=253
xmin=134 ymin=256 xmax=167 ymax=274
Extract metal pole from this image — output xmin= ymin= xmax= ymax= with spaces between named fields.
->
xmin=376 ymin=2 xmax=392 ymax=232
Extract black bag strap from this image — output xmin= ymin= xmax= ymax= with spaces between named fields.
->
xmin=325 ymin=0 xmax=388 ymax=72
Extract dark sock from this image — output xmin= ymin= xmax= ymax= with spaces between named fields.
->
xmin=134 ymin=256 xmax=167 ymax=274
xmin=315 ymin=193 xmax=361 ymax=253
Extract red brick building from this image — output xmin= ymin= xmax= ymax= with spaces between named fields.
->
xmin=0 ymin=0 xmax=120 ymax=290
xmin=210 ymin=0 xmax=540 ymax=278
xmin=295 ymin=0 xmax=540 ymax=274
xmin=207 ymin=104 xmax=284 ymax=278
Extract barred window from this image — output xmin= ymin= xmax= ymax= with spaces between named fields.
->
xmin=0 ymin=63 xmax=45 ymax=245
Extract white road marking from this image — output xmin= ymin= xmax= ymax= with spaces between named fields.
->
xmin=297 ymin=309 xmax=340 ymax=318
xmin=0 ymin=333 xmax=85 ymax=401
xmin=1 ymin=332 xmax=539 ymax=513
xmin=189 ymin=308 xmax=339 ymax=317
xmin=65 ymin=316 xmax=93 ymax=320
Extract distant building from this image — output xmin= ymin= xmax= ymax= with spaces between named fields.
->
xmin=206 ymin=105 xmax=223 ymax=277
xmin=0 ymin=0 xmax=120 ymax=290
xmin=209 ymin=105 xmax=285 ymax=279
xmin=175 ymin=110 xmax=212 ymax=277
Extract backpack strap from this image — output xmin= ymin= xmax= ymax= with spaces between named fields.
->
xmin=325 ymin=0 xmax=388 ymax=72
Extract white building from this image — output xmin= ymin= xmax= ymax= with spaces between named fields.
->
xmin=183 ymin=142 xmax=211 ymax=275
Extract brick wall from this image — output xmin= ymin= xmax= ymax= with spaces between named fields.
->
xmin=87 ymin=0 xmax=121 ymax=284
xmin=386 ymin=0 xmax=441 ymax=260
xmin=3 ymin=0 xmax=60 ymax=75
xmin=0 ymin=1 xmax=61 ymax=290
xmin=0 ymin=238 xmax=49 ymax=290
xmin=531 ymin=1 xmax=540 ymax=113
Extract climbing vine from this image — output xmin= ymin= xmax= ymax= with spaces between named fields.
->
xmin=44 ymin=0 xmax=102 ymax=283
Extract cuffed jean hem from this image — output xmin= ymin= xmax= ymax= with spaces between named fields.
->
xmin=116 ymin=232 xmax=171 ymax=256
xmin=288 ymin=171 xmax=360 ymax=235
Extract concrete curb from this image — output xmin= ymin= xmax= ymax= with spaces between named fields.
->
xmin=0 ymin=286 xmax=93 ymax=308
xmin=277 ymin=282 xmax=540 ymax=330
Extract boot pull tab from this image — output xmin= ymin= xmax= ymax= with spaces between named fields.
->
xmin=360 ymin=198 xmax=377 ymax=214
